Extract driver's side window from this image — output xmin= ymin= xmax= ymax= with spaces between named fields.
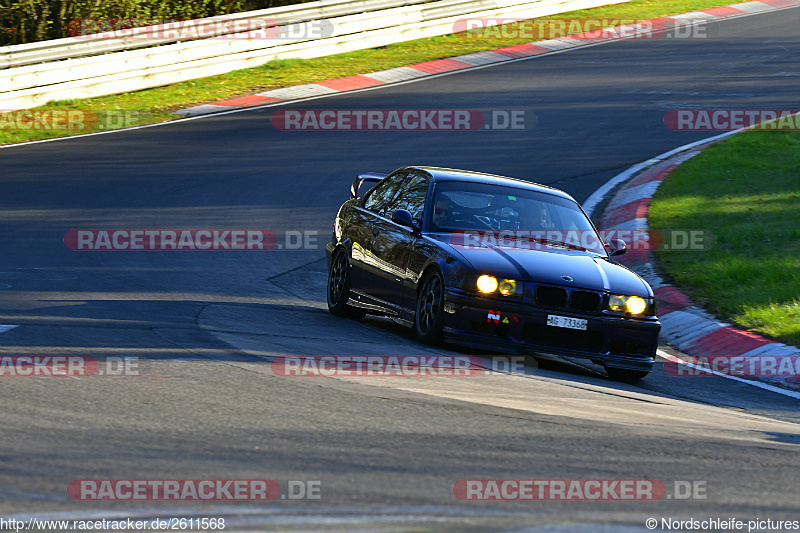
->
xmin=388 ymin=173 xmax=429 ymax=226
xmin=363 ymin=172 xmax=407 ymax=217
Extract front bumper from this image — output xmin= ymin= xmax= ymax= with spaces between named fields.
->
xmin=444 ymin=289 xmax=661 ymax=373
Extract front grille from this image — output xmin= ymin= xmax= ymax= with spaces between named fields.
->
xmin=535 ymin=286 xmax=567 ymax=308
xmin=534 ymin=285 xmax=602 ymax=313
xmin=570 ymin=290 xmax=601 ymax=312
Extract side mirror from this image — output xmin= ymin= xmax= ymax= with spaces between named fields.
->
xmin=606 ymin=238 xmax=627 ymax=256
xmin=392 ymin=209 xmax=416 ymax=229
xmin=350 ymin=173 xmax=385 ymax=199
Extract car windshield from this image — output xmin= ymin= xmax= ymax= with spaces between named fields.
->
xmin=429 ymin=180 xmax=606 ymax=255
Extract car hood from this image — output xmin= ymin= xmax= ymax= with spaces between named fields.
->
xmin=432 ymin=234 xmax=652 ymax=296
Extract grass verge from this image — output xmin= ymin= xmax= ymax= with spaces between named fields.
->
xmin=1 ymin=0 xmax=752 ymax=145
xmin=649 ymin=129 xmax=800 ymax=346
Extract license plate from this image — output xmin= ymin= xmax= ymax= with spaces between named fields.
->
xmin=546 ymin=315 xmax=587 ymax=331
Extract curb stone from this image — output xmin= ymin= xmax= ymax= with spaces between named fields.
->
xmin=598 ymin=141 xmax=800 ymax=392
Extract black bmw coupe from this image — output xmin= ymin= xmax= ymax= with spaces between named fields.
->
xmin=325 ymin=166 xmax=661 ymax=381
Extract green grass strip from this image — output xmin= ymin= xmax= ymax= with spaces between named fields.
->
xmin=649 ymin=129 xmax=800 ymax=346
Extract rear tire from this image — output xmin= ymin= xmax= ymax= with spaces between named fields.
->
xmin=327 ymin=249 xmax=365 ymax=319
xmin=415 ymin=270 xmax=445 ymax=344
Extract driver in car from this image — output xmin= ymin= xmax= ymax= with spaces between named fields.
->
xmin=432 ymin=195 xmax=456 ymax=228
xmin=528 ymin=202 xmax=555 ymax=231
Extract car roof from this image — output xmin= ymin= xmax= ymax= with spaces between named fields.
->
xmin=404 ymin=166 xmax=577 ymax=203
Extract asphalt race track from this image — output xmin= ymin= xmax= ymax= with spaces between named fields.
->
xmin=1 ymin=6 xmax=799 ymax=531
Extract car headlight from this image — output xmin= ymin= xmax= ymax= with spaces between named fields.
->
xmin=609 ymin=294 xmax=648 ymax=315
xmin=476 ymin=275 xmax=522 ymax=297
xmin=498 ymin=279 xmax=518 ymax=296
xmin=476 ymin=275 xmax=499 ymax=293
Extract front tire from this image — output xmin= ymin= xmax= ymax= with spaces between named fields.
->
xmin=415 ymin=270 xmax=445 ymax=344
xmin=327 ymin=249 xmax=364 ymax=319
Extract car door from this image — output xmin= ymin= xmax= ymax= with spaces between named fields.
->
xmin=354 ymin=171 xmax=408 ymax=298
xmin=368 ymin=172 xmax=430 ymax=309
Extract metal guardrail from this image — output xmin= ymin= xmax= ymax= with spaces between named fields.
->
xmin=0 ymin=0 xmax=429 ymax=68
xmin=0 ymin=0 xmax=628 ymax=110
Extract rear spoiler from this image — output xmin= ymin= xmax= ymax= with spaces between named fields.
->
xmin=350 ymin=172 xmax=386 ymax=199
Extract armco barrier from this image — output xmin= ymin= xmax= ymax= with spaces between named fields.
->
xmin=0 ymin=0 xmax=628 ymax=110
xmin=0 ymin=0 xmax=428 ymax=68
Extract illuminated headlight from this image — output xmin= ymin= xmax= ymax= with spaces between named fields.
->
xmin=626 ymin=296 xmax=647 ymax=315
xmin=476 ymin=275 xmax=522 ymax=296
xmin=498 ymin=279 xmax=518 ymax=296
xmin=609 ymin=294 xmax=648 ymax=315
xmin=476 ymin=275 xmax=499 ymax=293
